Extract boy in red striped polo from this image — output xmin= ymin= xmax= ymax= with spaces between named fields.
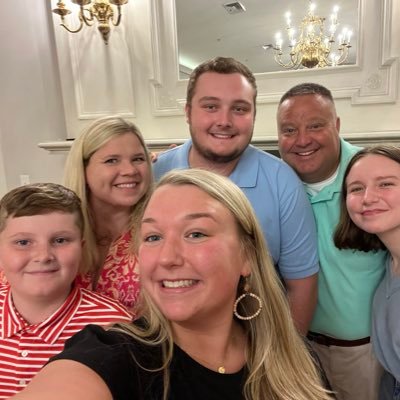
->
xmin=0 ymin=183 xmax=132 ymax=399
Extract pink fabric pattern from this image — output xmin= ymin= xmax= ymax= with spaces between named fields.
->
xmin=75 ymin=231 xmax=140 ymax=310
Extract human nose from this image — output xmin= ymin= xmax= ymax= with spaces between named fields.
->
xmin=120 ymin=159 xmax=138 ymax=176
xmin=215 ymin=109 xmax=233 ymax=128
xmin=158 ymin=236 xmax=184 ymax=269
xmin=363 ymin=187 xmax=379 ymax=204
xmin=295 ymin=128 xmax=312 ymax=147
xmin=34 ymin=243 xmax=55 ymax=263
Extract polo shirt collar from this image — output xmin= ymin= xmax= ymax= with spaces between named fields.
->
xmin=309 ymin=138 xmax=355 ymax=202
xmin=1 ymin=285 xmax=82 ymax=344
xmin=185 ymin=140 xmax=258 ymax=188
xmin=229 ymin=145 xmax=259 ymax=188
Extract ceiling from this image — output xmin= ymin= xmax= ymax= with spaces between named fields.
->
xmin=175 ymin=0 xmax=359 ymax=75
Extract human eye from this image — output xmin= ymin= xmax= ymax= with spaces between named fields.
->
xmin=281 ymin=126 xmax=297 ymax=136
xmin=233 ymin=105 xmax=250 ymax=114
xmin=379 ymin=181 xmax=395 ymax=188
xmin=308 ymin=122 xmax=324 ymax=131
xmin=202 ymin=103 xmax=218 ymax=112
xmin=143 ymin=234 xmax=162 ymax=243
xmin=347 ymin=185 xmax=364 ymax=194
xmin=104 ymin=158 xmax=118 ymax=164
xmin=52 ymin=237 xmax=70 ymax=245
xmin=187 ymin=231 xmax=207 ymax=239
xmin=132 ymin=155 xmax=146 ymax=163
xmin=14 ymin=239 xmax=30 ymax=247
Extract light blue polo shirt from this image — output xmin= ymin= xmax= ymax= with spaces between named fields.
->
xmin=153 ymin=140 xmax=319 ymax=280
xmin=309 ymin=139 xmax=386 ymax=339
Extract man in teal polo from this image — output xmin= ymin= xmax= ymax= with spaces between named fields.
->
xmin=277 ymin=82 xmax=386 ymax=400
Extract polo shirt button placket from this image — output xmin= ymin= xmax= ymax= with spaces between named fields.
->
xmin=21 ymin=349 xmax=29 ymax=357
xmin=19 ymin=379 xmax=27 ymax=386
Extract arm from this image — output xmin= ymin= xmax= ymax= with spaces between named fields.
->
xmin=274 ymin=164 xmax=319 ymax=335
xmin=285 ymin=273 xmax=318 ymax=335
xmin=13 ymin=360 xmax=112 ymax=400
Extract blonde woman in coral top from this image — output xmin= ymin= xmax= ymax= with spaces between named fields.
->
xmin=64 ymin=116 xmax=153 ymax=310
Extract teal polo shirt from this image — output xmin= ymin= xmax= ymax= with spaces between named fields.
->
xmin=309 ymin=139 xmax=386 ymax=340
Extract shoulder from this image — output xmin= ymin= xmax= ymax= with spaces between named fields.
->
xmin=156 ymin=143 xmax=187 ymax=164
xmin=249 ymin=146 xmax=299 ymax=178
xmin=51 ymin=323 xmax=162 ymax=370
xmin=340 ymin=139 xmax=362 ymax=161
xmin=49 ymin=324 xmax=164 ymax=398
xmin=153 ymin=142 xmax=190 ymax=180
xmin=77 ymin=288 xmax=133 ymax=320
xmin=54 ymin=323 xmax=164 ymax=374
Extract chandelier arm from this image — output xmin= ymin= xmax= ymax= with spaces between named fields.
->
xmin=290 ymin=51 xmax=301 ymax=68
xmin=59 ymin=19 xmax=84 ymax=34
xmin=336 ymin=47 xmax=350 ymax=65
xmin=274 ymin=53 xmax=298 ymax=69
xmin=111 ymin=5 xmax=122 ymax=26
xmin=81 ymin=6 xmax=95 ymax=26
xmin=288 ymin=47 xmax=303 ymax=69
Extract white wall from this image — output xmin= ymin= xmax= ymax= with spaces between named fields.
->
xmin=0 ymin=0 xmax=67 ymax=189
xmin=0 ymin=0 xmax=399 ymax=192
xmin=0 ymin=128 xmax=8 ymax=197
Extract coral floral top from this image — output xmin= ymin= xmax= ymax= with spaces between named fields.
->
xmin=75 ymin=231 xmax=140 ymax=310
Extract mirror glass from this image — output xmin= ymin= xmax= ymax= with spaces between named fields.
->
xmin=176 ymin=0 xmax=358 ymax=77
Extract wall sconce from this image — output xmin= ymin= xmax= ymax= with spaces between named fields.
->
xmin=52 ymin=0 xmax=129 ymax=45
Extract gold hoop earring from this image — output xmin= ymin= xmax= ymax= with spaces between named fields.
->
xmin=233 ymin=280 xmax=262 ymax=321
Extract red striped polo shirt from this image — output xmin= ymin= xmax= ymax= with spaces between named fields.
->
xmin=0 ymin=284 xmax=133 ymax=398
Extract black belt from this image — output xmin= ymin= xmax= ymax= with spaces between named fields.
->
xmin=308 ymin=331 xmax=370 ymax=347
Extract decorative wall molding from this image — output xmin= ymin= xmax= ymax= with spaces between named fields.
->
xmin=150 ymin=0 xmax=399 ymax=112
xmin=352 ymin=0 xmax=399 ymax=104
xmin=39 ymin=130 xmax=400 ymax=153
xmin=46 ymin=0 xmax=399 ymax=147
xmin=50 ymin=0 xmax=137 ymax=137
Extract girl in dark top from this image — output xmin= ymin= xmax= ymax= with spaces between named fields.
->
xmin=14 ymin=169 xmax=331 ymax=400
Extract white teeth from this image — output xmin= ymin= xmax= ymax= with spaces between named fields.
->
xmin=212 ymin=133 xmax=233 ymax=139
xmin=116 ymin=183 xmax=137 ymax=188
xmin=162 ymin=280 xmax=197 ymax=288
xmin=297 ymin=150 xmax=315 ymax=156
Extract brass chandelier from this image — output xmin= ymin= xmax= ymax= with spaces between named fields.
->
xmin=52 ymin=0 xmax=129 ymax=45
xmin=272 ymin=1 xmax=352 ymax=69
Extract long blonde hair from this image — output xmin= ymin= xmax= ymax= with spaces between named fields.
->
xmin=63 ymin=115 xmax=152 ymax=274
xmin=114 ymin=169 xmax=331 ymax=400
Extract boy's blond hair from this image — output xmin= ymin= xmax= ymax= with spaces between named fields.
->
xmin=0 ymin=183 xmax=84 ymax=260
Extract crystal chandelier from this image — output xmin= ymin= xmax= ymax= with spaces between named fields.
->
xmin=272 ymin=1 xmax=352 ymax=69
xmin=52 ymin=0 xmax=129 ymax=45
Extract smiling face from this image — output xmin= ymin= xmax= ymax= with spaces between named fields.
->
xmin=345 ymin=154 xmax=400 ymax=239
xmin=277 ymin=94 xmax=341 ymax=183
xmin=85 ymin=133 xmax=151 ymax=212
xmin=186 ymin=72 xmax=256 ymax=170
xmin=0 ymin=212 xmax=83 ymax=309
xmin=138 ymin=184 xmax=250 ymax=329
